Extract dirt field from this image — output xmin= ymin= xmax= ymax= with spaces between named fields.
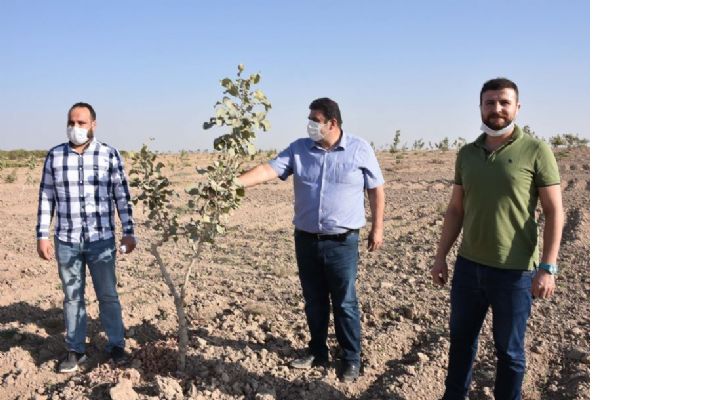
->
xmin=0 ymin=146 xmax=589 ymax=400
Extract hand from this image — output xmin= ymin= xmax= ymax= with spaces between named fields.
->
xmin=120 ymin=236 xmax=137 ymax=254
xmin=367 ymin=227 xmax=383 ymax=252
xmin=37 ymin=239 xmax=54 ymax=261
xmin=430 ymin=259 xmax=449 ymax=286
xmin=531 ymin=270 xmax=556 ymax=299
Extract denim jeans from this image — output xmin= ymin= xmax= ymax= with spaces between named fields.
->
xmin=294 ymin=230 xmax=361 ymax=366
xmin=54 ymin=237 xmax=125 ymax=354
xmin=443 ymin=256 xmax=533 ymax=400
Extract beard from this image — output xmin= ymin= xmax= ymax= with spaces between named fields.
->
xmin=482 ymin=114 xmax=514 ymax=131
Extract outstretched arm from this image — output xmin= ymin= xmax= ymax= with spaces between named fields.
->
xmin=238 ymin=163 xmax=279 ymax=188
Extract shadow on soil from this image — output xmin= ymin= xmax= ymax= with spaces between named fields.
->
xmin=0 ymin=301 xmax=430 ymax=399
xmin=0 ymin=301 xmax=349 ymax=399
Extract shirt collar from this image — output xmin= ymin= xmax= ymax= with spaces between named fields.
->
xmin=311 ymin=130 xmax=348 ymax=151
xmin=66 ymin=137 xmax=98 ymax=154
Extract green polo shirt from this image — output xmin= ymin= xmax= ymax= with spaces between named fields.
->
xmin=454 ymin=125 xmax=560 ymax=270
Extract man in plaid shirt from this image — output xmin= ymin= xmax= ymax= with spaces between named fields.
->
xmin=35 ymin=102 xmax=137 ymax=373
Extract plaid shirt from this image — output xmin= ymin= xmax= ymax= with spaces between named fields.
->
xmin=36 ymin=139 xmax=134 ymax=243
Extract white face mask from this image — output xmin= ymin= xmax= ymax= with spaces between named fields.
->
xmin=67 ymin=126 xmax=90 ymax=145
xmin=480 ymin=121 xmax=515 ymax=137
xmin=307 ymin=120 xmax=325 ymax=142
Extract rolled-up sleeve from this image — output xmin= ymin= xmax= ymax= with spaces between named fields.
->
xmin=359 ymin=143 xmax=385 ymax=189
xmin=268 ymin=144 xmax=295 ymax=181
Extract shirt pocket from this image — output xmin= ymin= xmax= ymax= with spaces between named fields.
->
xmin=92 ymin=160 xmax=111 ymax=183
xmin=333 ymin=162 xmax=363 ymax=185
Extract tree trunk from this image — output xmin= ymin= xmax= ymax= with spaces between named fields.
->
xmin=150 ymin=243 xmax=190 ymax=371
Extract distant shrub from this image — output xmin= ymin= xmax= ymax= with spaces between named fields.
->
xmin=4 ymin=169 xmax=17 ymax=183
xmin=563 ymin=133 xmax=589 ymax=147
xmin=549 ymin=135 xmax=566 ymax=148
xmin=389 ymin=130 xmax=402 ymax=153
xmin=435 ymin=137 xmax=450 ymax=152
xmin=0 ymin=150 xmax=46 ymax=167
xmin=179 ymin=149 xmax=190 ymax=167
xmin=24 ymin=154 xmax=38 ymax=185
xmin=549 ymin=133 xmax=588 ymax=148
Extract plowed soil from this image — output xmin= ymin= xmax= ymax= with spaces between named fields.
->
xmin=0 ymin=146 xmax=589 ymax=400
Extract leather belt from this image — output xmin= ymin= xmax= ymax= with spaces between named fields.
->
xmin=295 ymin=229 xmax=359 ymax=241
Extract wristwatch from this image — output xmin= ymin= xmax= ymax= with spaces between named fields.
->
xmin=538 ymin=262 xmax=558 ymax=275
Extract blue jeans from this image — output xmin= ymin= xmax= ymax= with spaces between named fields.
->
xmin=294 ymin=230 xmax=361 ymax=366
xmin=54 ymin=237 xmax=125 ymax=354
xmin=443 ymin=256 xmax=533 ymax=400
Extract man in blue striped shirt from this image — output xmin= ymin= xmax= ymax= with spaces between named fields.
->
xmin=237 ymin=98 xmax=385 ymax=383
xmin=35 ymin=102 xmax=136 ymax=373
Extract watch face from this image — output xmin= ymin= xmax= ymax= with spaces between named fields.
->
xmin=540 ymin=263 xmax=558 ymax=274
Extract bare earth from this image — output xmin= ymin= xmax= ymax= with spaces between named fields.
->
xmin=0 ymin=146 xmax=590 ymax=400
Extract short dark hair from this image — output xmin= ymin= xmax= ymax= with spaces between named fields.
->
xmin=479 ymin=78 xmax=519 ymax=104
xmin=68 ymin=102 xmax=96 ymax=121
xmin=309 ymin=97 xmax=343 ymax=127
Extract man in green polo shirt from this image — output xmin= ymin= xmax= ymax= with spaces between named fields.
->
xmin=431 ymin=77 xmax=564 ymax=400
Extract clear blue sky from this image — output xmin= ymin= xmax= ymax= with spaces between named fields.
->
xmin=0 ymin=0 xmax=589 ymax=152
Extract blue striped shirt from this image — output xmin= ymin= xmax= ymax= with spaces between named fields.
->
xmin=36 ymin=139 xmax=134 ymax=243
xmin=269 ymin=132 xmax=385 ymax=234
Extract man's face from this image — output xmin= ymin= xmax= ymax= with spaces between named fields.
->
xmin=480 ymin=88 xmax=520 ymax=130
xmin=68 ymin=107 xmax=96 ymax=138
xmin=308 ymin=110 xmax=336 ymax=136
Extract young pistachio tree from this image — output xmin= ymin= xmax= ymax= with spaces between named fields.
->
xmin=129 ymin=64 xmax=271 ymax=370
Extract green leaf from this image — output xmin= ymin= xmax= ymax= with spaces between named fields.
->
xmin=254 ymin=89 xmax=266 ymax=102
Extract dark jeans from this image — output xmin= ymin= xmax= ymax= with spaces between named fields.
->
xmin=443 ymin=256 xmax=533 ymax=400
xmin=294 ymin=229 xmax=361 ymax=366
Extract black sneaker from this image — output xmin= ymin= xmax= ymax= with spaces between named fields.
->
xmin=290 ymin=354 xmax=329 ymax=369
xmin=340 ymin=362 xmax=360 ymax=383
xmin=109 ymin=347 xmax=129 ymax=366
xmin=58 ymin=351 xmax=87 ymax=373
